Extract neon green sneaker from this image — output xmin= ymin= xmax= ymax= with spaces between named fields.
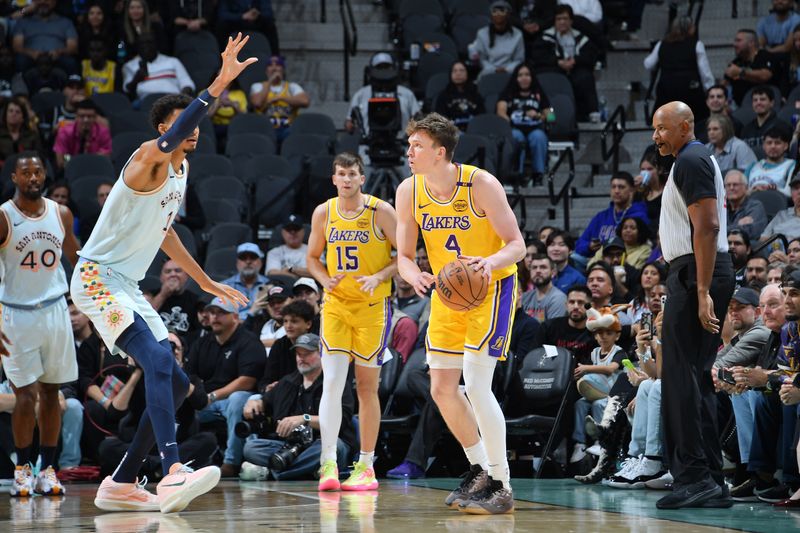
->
xmin=341 ymin=462 xmax=379 ymax=491
xmin=318 ymin=460 xmax=340 ymax=491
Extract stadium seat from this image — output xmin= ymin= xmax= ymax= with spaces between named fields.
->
xmin=466 ymin=114 xmax=515 ymax=179
xmin=238 ymin=154 xmax=294 ymax=183
xmin=110 ymin=110 xmax=153 ymax=135
xmin=406 ymin=32 xmax=458 ymax=59
xmin=450 ymin=13 xmax=488 ymax=56
xmin=504 ymin=346 xmax=575 ymax=478
xmin=195 ymin=133 xmax=217 ymax=154
xmin=174 ymin=30 xmax=219 ymax=58
xmin=233 ymin=31 xmax=272 ymax=92
xmin=254 ymin=176 xmax=295 ymax=228
xmin=281 ymin=133 xmax=331 ymax=162
xmin=547 ymin=93 xmax=578 ymax=143
xmin=414 ymin=52 xmax=457 ymax=95
xmin=64 ymin=154 xmax=115 ymax=183
xmin=93 ymin=92 xmax=133 ymax=118
xmin=477 ymin=72 xmax=511 ymax=101
xmin=201 ymin=197 xmax=243 ymax=227
xmin=204 ymin=246 xmax=238 ymax=279
xmin=227 ymin=114 xmax=275 ymax=139
xmin=206 ymin=222 xmax=254 ymax=255
xmin=423 ymin=71 xmax=450 ymax=112
xmin=71 ymin=174 xmax=111 ymax=216
xmin=225 ymin=133 xmax=276 ymax=158
xmin=453 ymin=133 xmax=497 ymax=175
xmin=196 ymin=176 xmax=247 ymax=207
xmin=401 ymin=14 xmax=444 ymax=48
xmin=751 ymin=189 xmax=790 ymax=220
xmin=306 ymin=154 xmax=337 ymax=213
xmin=181 ymin=52 xmax=222 ymax=89
xmin=111 ymin=131 xmax=152 ymax=173
xmin=31 ymin=91 xmax=65 ymax=116
xmin=449 ymin=0 xmax=490 ymax=18
xmin=186 ymin=153 xmax=235 ymax=181
xmin=397 ymin=0 xmax=444 ymax=21
xmin=291 ymin=113 xmax=338 ymax=143
xmin=171 ymin=222 xmax=198 ymax=258
xmin=379 ymin=348 xmax=426 ymax=435
xmin=537 ymin=71 xmax=576 ymax=106
xmin=139 ymin=93 xmax=170 ymax=115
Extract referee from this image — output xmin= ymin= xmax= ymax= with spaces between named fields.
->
xmin=653 ymin=102 xmax=735 ymax=509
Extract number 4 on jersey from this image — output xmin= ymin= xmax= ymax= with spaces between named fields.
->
xmin=445 ymin=234 xmax=462 ymax=256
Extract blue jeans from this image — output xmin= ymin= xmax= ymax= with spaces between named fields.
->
xmin=511 ymin=127 xmax=548 ymax=174
xmin=730 ymin=389 xmax=759 ymax=463
xmin=242 ymin=437 xmax=350 ymax=480
xmin=628 ymin=379 xmax=662 ymax=457
xmin=572 ymin=397 xmax=607 ymax=444
xmin=197 ymin=390 xmax=252 ymax=466
xmin=748 ymin=391 xmax=800 ymax=485
xmin=59 ymin=398 xmax=83 ymax=468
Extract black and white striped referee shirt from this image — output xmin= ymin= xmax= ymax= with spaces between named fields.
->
xmin=659 ymin=141 xmax=729 ymax=262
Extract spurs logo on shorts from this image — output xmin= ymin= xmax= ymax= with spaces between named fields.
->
xmin=79 ymin=261 xmax=125 ymax=329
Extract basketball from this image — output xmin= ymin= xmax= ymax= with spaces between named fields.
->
xmin=436 ymin=259 xmax=488 ymax=311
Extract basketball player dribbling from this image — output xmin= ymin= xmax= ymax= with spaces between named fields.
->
xmin=307 ymin=152 xmax=397 ymax=492
xmin=395 ymin=113 xmax=525 ymax=514
xmin=0 ymin=153 xmax=79 ymax=498
xmin=69 ymin=34 xmax=254 ymax=514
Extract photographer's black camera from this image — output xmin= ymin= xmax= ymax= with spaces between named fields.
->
xmin=269 ymin=424 xmax=314 ymax=472
xmin=234 ymin=414 xmax=274 ymax=439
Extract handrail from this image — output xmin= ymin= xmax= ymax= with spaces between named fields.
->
xmin=751 ymin=233 xmax=789 ymax=258
xmin=546 ymin=147 xmax=576 ymax=231
xmin=321 ymin=0 xmax=326 ymax=23
xmin=340 ymin=0 xmax=358 ymax=101
xmin=600 ymin=104 xmax=626 ymax=174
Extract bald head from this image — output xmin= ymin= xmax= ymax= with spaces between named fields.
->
xmin=652 ymin=101 xmax=695 ymax=157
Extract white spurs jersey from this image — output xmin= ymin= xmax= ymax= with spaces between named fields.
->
xmin=0 ymin=198 xmax=68 ymax=306
xmin=78 ymin=150 xmax=187 ymax=281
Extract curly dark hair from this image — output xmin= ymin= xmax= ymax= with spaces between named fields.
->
xmin=149 ymin=93 xmax=194 ymax=132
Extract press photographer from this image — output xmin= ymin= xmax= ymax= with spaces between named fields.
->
xmin=238 ymin=334 xmax=357 ymax=480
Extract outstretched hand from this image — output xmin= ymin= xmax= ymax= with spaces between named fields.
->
xmin=202 ymin=280 xmax=249 ymax=309
xmin=216 ymin=33 xmax=258 ymax=87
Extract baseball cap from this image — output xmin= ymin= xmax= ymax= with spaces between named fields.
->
xmin=490 ymin=0 xmax=512 ymax=12
xmin=294 ymin=277 xmax=319 ymax=294
xmin=783 ymin=269 xmax=800 ymax=289
xmin=370 ymin=52 xmax=394 ymax=68
xmin=292 ymin=333 xmax=320 ymax=351
xmin=603 ymin=237 xmax=626 ymax=253
xmin=283 ymin=214 xmax=303 ymax=230
xmin=237 ymin=242 xmax=264 ymax=259
xmin=268 ymin=55 xmax=286 ymax=67
xmin=267 ymin=284 xmax=290 ymax=302
xmin=731 ymin=287 xmax=759 ymax=307
xmin=206 ymin=297 xmax=238 ymax=314
xmin=66 ymin=74 xmax=84 ymax=87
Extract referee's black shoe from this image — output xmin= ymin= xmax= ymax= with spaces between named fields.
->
xmin=656 ymin=478 xmax=722 ymax=509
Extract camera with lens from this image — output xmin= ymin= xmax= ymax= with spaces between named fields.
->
xmin=269 ymin=424 xmax=315 ymax=472
xmin=234 ymin=414 xmax=275 ymax=439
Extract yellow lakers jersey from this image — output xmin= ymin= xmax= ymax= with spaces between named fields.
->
xmin=325 ymin=195 xmax=392 ymax=301
xmin=413 ymin=164 xmax=516 ymax=282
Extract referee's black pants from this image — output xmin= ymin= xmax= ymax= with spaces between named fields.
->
xmin=662 ymin=253 xmax=734 ymax=489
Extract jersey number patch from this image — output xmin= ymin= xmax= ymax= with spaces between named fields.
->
xmin=336 ymin=246 xmax=359 ymax=271
xmin=20 ymin=249 xmax=58 ymax=271
xmin=445 ymin=234 xmax=462 ymax=256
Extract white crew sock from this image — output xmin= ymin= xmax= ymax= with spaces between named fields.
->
xmin=358 ymin=451 xmax=375 ymax=468
xmin=463 ymin=441 xmax=489 ymax=471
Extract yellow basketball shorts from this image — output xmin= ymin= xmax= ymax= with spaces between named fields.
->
xmin=426 ymin=274 xmax=517 ymax=360
xmin=320 ymin=294 xmax=391 ymax=367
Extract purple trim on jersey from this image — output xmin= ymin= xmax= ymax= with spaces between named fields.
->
xmin=469 ymin=275 xmax=516 ymax=358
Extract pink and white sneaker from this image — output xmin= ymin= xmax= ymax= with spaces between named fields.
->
xmin=157 ymin=463 xmax=220 ymax=514
xmin=341 ymin=463 xmax=379 ymax=491
xmin=94 ymin=476 xmax=160 ymax=511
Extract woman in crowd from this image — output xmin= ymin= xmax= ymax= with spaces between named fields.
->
xmin=616 ymin=216 xmax=653 ymax=270
xmin=119 ymin=0 xmax=168 ymax=61
xmin=497 ymin=62 xmax=550 ymax=184
xmin=78 ymin=1 xmax=116 ymax=60
xmin=434 ymin=60 xmax=485 ymax=132
xmin=705 ymin=113 xmax=756 ymax=176
xmin=0 ymin=97 xmax=43 ymax=169
xmin=469 ymin=0 xmax=524 ymax=79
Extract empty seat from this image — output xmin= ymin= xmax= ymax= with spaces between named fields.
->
xmin=92 ymin=92 xmax=133 ymax=118
xmin=397 ymin=0 xmax=444 ymax=21
xmin=206 ymin=222 xmax=254 ymax=255
xmin=225 ymin=133 xmax=276 ymax=158
xmin=71 ymin=174 xmax=112 ymax=215
xmin=196 ymin=176 xmax=247 ymax=206
xmin=238 ymin=154 xmax=294 ymax=183
xmin=453 ymin=133 xmax=497 ymax=175
xmin=306 ymin=155 xmax=337 ymax=211
xmin=291 ymin=113 xmax=338 ymax=142
xmin=451 ymin=14 xmax=489 ymax=56
xmin=174 ymin=30 xmax=219 ymax=58
xmin=450 ymin=0 xmax=490 ymax=18
xmin=424 ymin=71 xmax=450 ymax=111
xmin=412 ymin=32 xmax=458 ymax=59
xmin=280 ymin=133 xmax=330 ymax=162
xmin=111 ymin=131 xmax=152 ymax=173
xmin=751 ymin=189 xmax=790 ymax=220
xmin=537 ymin=71 xmax=576 ymax=105
xmin=466 ymin=114 xmax=515 ymax=178
xmin=477 ymin=72 xmax=511 ymax=100
xmin=228 ymin=114 xmax=275 ymax=139
xmin=414 ymin=52 xmax=457 ymax=94
xmin=64 ymin=154 xmax=115 ymax=182
xmin=401 ymin=14 xmax=444 ymax=47
xmin=110 ymin=110 xmax=153 ymax=135
xmin=194 ymin=133 xmax=217 ymax=154
xmin=204 ymin=246 xmax=238 ymax=279
xmin=139 ymin=93 xmax=171 ymax=115
xmin=547 ymin=93 xmax=577 ymax=143
xmin=254 ymin=176 xmax=294 ymax=228
xmin=201 ymin=199 xmax=243 ymax=230
xmin=234 ymin=31 xmax=272 ymax=92
xmin=187 ymin=153 xmax=235 ymax=181
xmin=171 ymin=222 xmax=198 ymax=258
xmin=31 ymin=91 xmax=65 ymax=116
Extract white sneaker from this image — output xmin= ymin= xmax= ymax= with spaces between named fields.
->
xmin=239 ymin=461 xmax=269 ymax=481
xmin=585 ymin=442 xmax=602 ymax=457
xmin=644 ymin=470 xmax=673 ymax=490
xmin=569 ymin=443 xmax=586 ymax=463
xmin=606 ymin=456 xmax=642 ymax=488
xmin=157 ymin=463 xmax=220 ymax=514
xmin=618 ymin=457 xmax=664 ymax=489
xmin=10 ymin=465 xmax=34 ymax=497
xmin=34 ymin=466 xmax=65 ymax=496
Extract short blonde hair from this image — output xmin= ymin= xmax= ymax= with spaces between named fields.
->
xmin=405 ymin=112 xmax=459 ymax=160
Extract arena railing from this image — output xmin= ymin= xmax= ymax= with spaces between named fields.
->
xmin=546 ymin=147 xmax=576 ymax=231
xmin=340 ymin=0 xmax=358 ymax=100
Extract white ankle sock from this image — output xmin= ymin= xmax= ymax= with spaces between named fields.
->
xmin=463 ymin=441 xmax=489 ymax=471
xmin=358 ymin=451 xmax=375 ymax=468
